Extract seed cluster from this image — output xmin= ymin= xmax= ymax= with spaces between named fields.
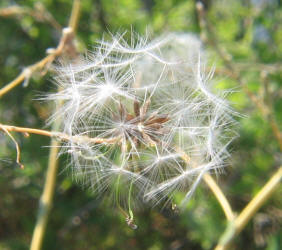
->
xmin=46 ymin=32 xmax=236 ymax=214
xmin=112 ymin=100 xmax=169 ymax=149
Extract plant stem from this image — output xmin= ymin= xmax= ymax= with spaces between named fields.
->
xmin=0 ymin=24 xmax=73 ymax=98
xmin=0 ymin=124 xmax=53 ymax=137
xmin=68 ymin=0 xmax=81 ymax=33
xmin=29 ymin=1 xmax=81 ymax=249
xmin=0 ymin=123 xmax=117 ymax=144
xmin=177 ymin=147 xmax=234 ymax=221
xmin=30 ymin=123 xmax=60 ymax=250
xmin=203 ymin=174 xmax=234 ymax=221
xmin=215 ymin=166 xmax=282 ymax=250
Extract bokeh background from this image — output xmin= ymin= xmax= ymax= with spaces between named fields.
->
xmin=0 ymin=0 xmax=281 ymax=249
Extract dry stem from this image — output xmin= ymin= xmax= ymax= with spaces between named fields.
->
xmin=30 ymin=123 xmax=60 ymax=250
xmin=68 ymin=0 xmax=81 ymax=33
xmin=0 ymin=124 xmax=24 ymax=169
xmin=203 ymin=174 xmax=234 ymax=221
xmin=0 ymin=123 xmax=117 ymax=145
xmin=215 ymin=166 xmax=282 ymax=250
xmin=0 ymin=4 xmax=62 ymax=31
xmin=177 ymin=147 xmax=234 ymax=221
xmin=0 ymin=24 xmax=74 ymax=98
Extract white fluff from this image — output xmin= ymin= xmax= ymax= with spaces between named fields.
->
xmin=46 ymin=32 xmax=237 ymax=210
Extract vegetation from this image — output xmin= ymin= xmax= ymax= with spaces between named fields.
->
xmin=0 ymin=0 xmax=281 ymax=249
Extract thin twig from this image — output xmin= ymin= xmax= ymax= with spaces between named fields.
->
xmin=68 ymin=0 xmax=81 ymax=33
xmin=232 ymin=62 xmax=282 ymax=73
xmin=0 ymin=4 xmax=62 ymax=31
xmin=0 ymin=123 xmax=118 ymax=144
xmin=211 ymin=63 xmax=282 ymax=78
xmin=215 ymin=166 xmax=282 ymax=250
xmin=195 ymin=1 xmax=282 ymax=151
xmin=0 ymin=26 xmax=73 ymax=98
xmin=177 ymin=147 xmax=234 ymax=221
xmin=0 ymin=124 xmax=24 ymax=169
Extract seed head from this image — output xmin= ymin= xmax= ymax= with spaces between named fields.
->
xmin=46 ymin=32 xmax=237 ymax=212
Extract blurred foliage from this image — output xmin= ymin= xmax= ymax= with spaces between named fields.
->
xmin=0 ymin=0 xmax=281 ymax=249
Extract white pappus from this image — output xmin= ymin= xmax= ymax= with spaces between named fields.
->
xmin=45 ymin=32 xmax=238 ymax=222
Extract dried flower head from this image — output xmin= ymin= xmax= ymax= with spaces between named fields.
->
xmin=46 ymin=32 xmax=237 ymax=219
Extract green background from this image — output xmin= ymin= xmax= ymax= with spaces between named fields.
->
xmin=0 ymin=0 xmax=281 ymax=249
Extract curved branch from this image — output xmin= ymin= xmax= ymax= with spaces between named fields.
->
xmin=177 ymin=147 xmax=234 ymax=221
xmin=0 ymin=26 xmax=74 ymax=98
xmin=215 ymin=166 xmax=282 ymax=250
xmin=203 ymin=174 xmax=234 ymax=221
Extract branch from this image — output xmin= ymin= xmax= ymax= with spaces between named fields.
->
xmin=0 ymin=3 xmax=62 ymax=31
xmin=0 ymin=123 xmax=118 ymax=145
xmin=177 ymin=147 xmax=234 ymax=221
xmin=215 ymin=166 xmax=282 ymax=250
xmin=0 ymin=124 xmax=24 ymax=169
xmin=68 ymin=0 xmax=81 ymax=32
xmin=0 ymin=26 xmax=74 ymax=98
xmin=203 ymin=174 xmax=234 ymax=221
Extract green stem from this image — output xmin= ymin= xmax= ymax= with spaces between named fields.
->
xmin=128 ymin=181 xmax=134 ymax=220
